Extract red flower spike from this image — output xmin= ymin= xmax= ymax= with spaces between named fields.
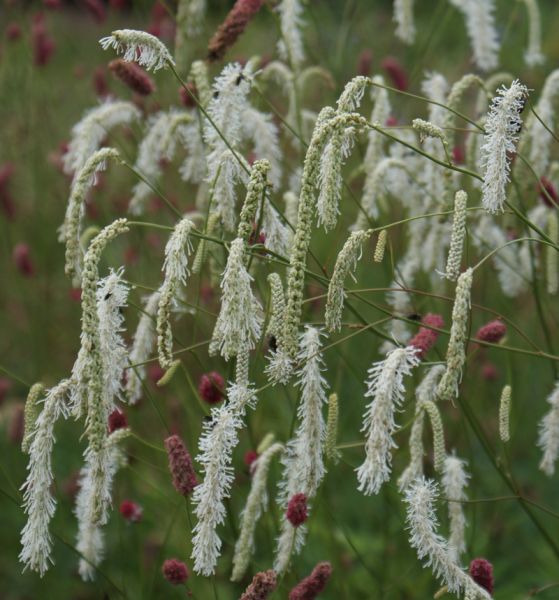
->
xmin=286 ymin=493 xmax=308 ymax=527
xmin=162 ymin=558 xmax=189 ymax=585
xmin=469 ymin=558 xmax=494 ymax=594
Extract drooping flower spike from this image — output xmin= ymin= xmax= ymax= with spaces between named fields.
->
xmin=99 ymin=29 xmax=175 ymax=71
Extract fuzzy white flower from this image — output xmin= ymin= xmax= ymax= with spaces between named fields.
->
xmin=405 ymin=478 xmax=491 ymax=598
xmin=393 ymin=0 xmax=415 ymax=44
xmin=126 ymin=291 xmax=160 ymax=404
xmin=277 ymin=0 xmax=306 ymax=69
xmin=210 ymin=238 xmax=263 ymax=360
xmin=521 ymin=0 xmax=545 ymax=67
xmin=449 ymin=0 xmax=500 ymax=72
xmin=538 ymin=381 xmax=559 ymax=476
xmin=480 ymin=80 xmax=528 ymax=214
xmin=63 ymin=100 xmax=140 ymax=177
xmin=275 ymin=327 xmax=329 ymax=573
xmin=99 ymin=29 xmax=175 ymax=71
xmin=356 ymin=346 xmax=420 ymax=495
xmin=19 ymin=380 xmax=71 ymax=576
xmin=442 ymin=454 xmax=469 ymax=562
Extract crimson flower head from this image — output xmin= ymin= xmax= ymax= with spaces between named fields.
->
xmin=240 ymin=569 xmax=277 ymax=600
xmin=289 ymin=561 xmax=332 ymax=600
xmin=84 ymin=0 xmax=107 ymax=23
xmin=32 ymin=14 xmax=56 ymax=67
xmin=539 ymin=176 xmax=558 ymax=207
xmin=6 ymin=23 xmax=22 ymax=41
xmin=119 ymin=499 xmax=143 ymax=522
xmin=13 ymin=243 xmax=35 ymax=277
xmin=179 ymin=83 xmax=198 ymax=108
xmin=481 ymin=362 xmax=499 ymax=381
xmin=164 ymin=434 xmax=197 ymax=496
xmin=244 ymin=449 xmax=258 ymax=469
xmin=162 ymin=558 xmax=189 ymax=585
xmin=109 ymin=59 xmax=155 ymax=96
xmin=207 ymin=0 xmax=264 ymax=62
xmin=286 ymin=493 xmax=308 ymax=527
xmin=198 ymin=371 xmax=225 ymax=404
xmin=381 ymin=56 xmax=408 ymax=91
xmin=108 ymin=409 xmax=128 ymax=433
xmin=357 ymin=49 xmax=373 ymax=76
xmin=408 ymin=313 xmax=444 ymax=359
xmin=475 ymin=320 xmax=506 ymax=344
xmin=469 ymin=557 xmax=494 ymax=594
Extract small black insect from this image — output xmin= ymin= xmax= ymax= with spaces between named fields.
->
xmin=235 ymin=72 xmax=245 ymax=86
xmin=406 ymin=313 xmax=422 ymax=322
xmin=104 ymin=292 xmax=112 ymax=300
xmin=268 ymin=335 xmax=277 ymax=353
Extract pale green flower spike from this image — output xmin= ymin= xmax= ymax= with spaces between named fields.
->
xmin=256 ymin=432 xmax=276 ymax=454
xmin=374 ymin=230 xmax=388 ymax=263
xmin=190 ymin=59 xmax=212 ymax=107
xmin=499 ymin=385 xmax=512 ymax=443
xmin=325 ymin=392 xmax=340 ymax=463
xmin=266 ymin=273 xmax=286 ymax=339
xmin=547 ymin=212 xmax=558 ymax=295
xmin=22 ymin=383 xmax=45 ymax=454
xmin=192 ymin=212 xmax=220 ymax=275
xmin=422 ymin=400 xmax=445 ymax=473
xmin=325 ymin=230 xmax=371 ymax=332
xmin=231 ymin=442 xmax=284 ymax=582
xmin=156 ymin=359 xmax=182 ymax=387
xmin=237 ymin=159 xmax=271 ymax=241
xmin=443 ymin=190 xmax=468 ymax=281
xmin=437 ymin=268 xmax=473 ymax=402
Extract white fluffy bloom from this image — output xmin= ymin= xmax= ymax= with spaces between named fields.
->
xmin=63 ymin=100 xmax=140 ymax=177
xmin=19 ymin=380 xmax=71 ymax=576
xmin=260 ymin=197 xmax=290 ymax=256
xmin=393 ymin=0 xmax=416 ymax=44
xmin=526 ymin=70 xmax=559 ymax=176
xmin=126 ymin=291 xmax=160 ymax=404
xmin=442 ymin=454 xmax=470 ymax=563
xmin=522 ymin=0 xmax=545 ymax=67
xmin=356 ymin=346 xmax=420 ymax=495
xmin=130 ymin=111 xmax=191 ymax=214
xmin=480 ymin=80 xmax=528 ymax=214
xmin=277 ymin=0 xmax=306 ymax=69
xmin=538 ymin=381 xmax=559 ymax=476
xmin=179 ymin=121 xmax=207 ymax=184
xmin=275 ymin=327 xmax=329 ymax=573
xmin=242 ymin=107 xmax=282 ymax=189
xmin=405 ymin=478 xmax=491 ymax=598
xmin=99 ymin=29 xmax=175 ymax=71
xmin=449 ymin=0 xmax=499 ymax=72
xmin=192 ymin=351 xmax=257 ymax=576
xmin=210 ymin=238 xmax=263 ymax=360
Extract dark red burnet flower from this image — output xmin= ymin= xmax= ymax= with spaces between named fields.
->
xmin=244 ymin=449 xmax=258 ymax=469
xmin=198 ymin=371 xmax=225 ymax=405
xmin=108 ymin=409 xmax=128 ymax=433
xmin=538 ymin=176 xmax=558 ymax=207
xmin=240 ymin=569 xmax=278 ymax=600
xmin=0 ymin=162 xmax=16 ymax=219
xmin=289 ymin=561 xmax=332 ymax=600
xmin=148 ymin=363 xmax=165 ymax=385
xmin=162 ymin=558 xmax=189 ymax=585
xmin=385 ymin=115 xmax=398 ymax=127
xmin=179 ymin=82 xmax=198 ymax=108
xmin=408 ymin=313 xmax=444 ymax=359
xmin=109 ymin=59 xmax=155 ymax=96
xmin=381 ymin=56 xmax=408 ymax=91
xmin=475 ymin=320 xmax=506 ymax=344
xmin=207 ymin=0 xmax=264 ymax=62
xmin=93 ymin=66 xmax=110 ymax=98
xmin=32 ymin=13 xmax=56 ymax=67
xmin=481 ymin=362 xmax=499 ymax=381
xmin=357 ymin=48 xmax=373 ymax=76
xmin=452 ymin=145 xmax=465 ymax=165
xmin=83 ymin=0 xmax=107 ymax=23
xmin=13 ymin=243 xmax=35 ymax=277
xmin=469 ymin=558 xmax=494 ymax=594
xmin=120 ymin=499 xmax=143 ymax=522
xmin=286 ymin=493 xmax=308 ymax=527
xmin=6 ymin=23 xmax=22 ymax=41
xmin=164 ymin=434 xmax=198 ymax=496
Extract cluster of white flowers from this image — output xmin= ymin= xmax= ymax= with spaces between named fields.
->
xmin=100 ymin=29 xmax=175 ymax=71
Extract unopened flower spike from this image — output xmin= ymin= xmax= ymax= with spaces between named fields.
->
xmin=480 ymin=80 xmax=529 ymax=214
xmin=422 ymin=400 xmax=445 ymax=473
xmin=325 ymin=392 xmax=340 ymax=463
xmin=356 ymin=346 xmax=420 ymax=495
xmin=22 ymin=382 xmax=45 ymax=454
xmin=437 ymin=268 xmax=473 ymax=402
xmin=443 ymin=190 xmax=468 ymax=281
xmin=499 ymin=385 xmax=512 ymax=442
xmin=63 ymin=148 xmax=121 ymax=284
xmin=277 ymin=0 xmax=306 ymax=70
xmin=99 ymin=29 xmax=175 ymax=71
xmin=405 ymin=478 xmax=491 ymax=599
xmin=231 ymin=442 xmax=284 ymax=582
xmin=175 ymin=0 xmax=207 ymax=74
xmin=547 ymin=212 xmax=558 ymax=295
xmin=266 ymin=272 xmax=286 ymax=340
xmin=393 ymin=0 xmax=416 ymax=44
xmin=326 ymin=230 xmax=371 ymax=332
xmin=157 ymin=217 xmax=196 ymax=370
xmin=241 ymin=570 xmax=278 ymax=600
xmin=374 ymin=230 xmax=388 ymax=263
xmin=237 ymin=159 xmax=271 ymax=241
